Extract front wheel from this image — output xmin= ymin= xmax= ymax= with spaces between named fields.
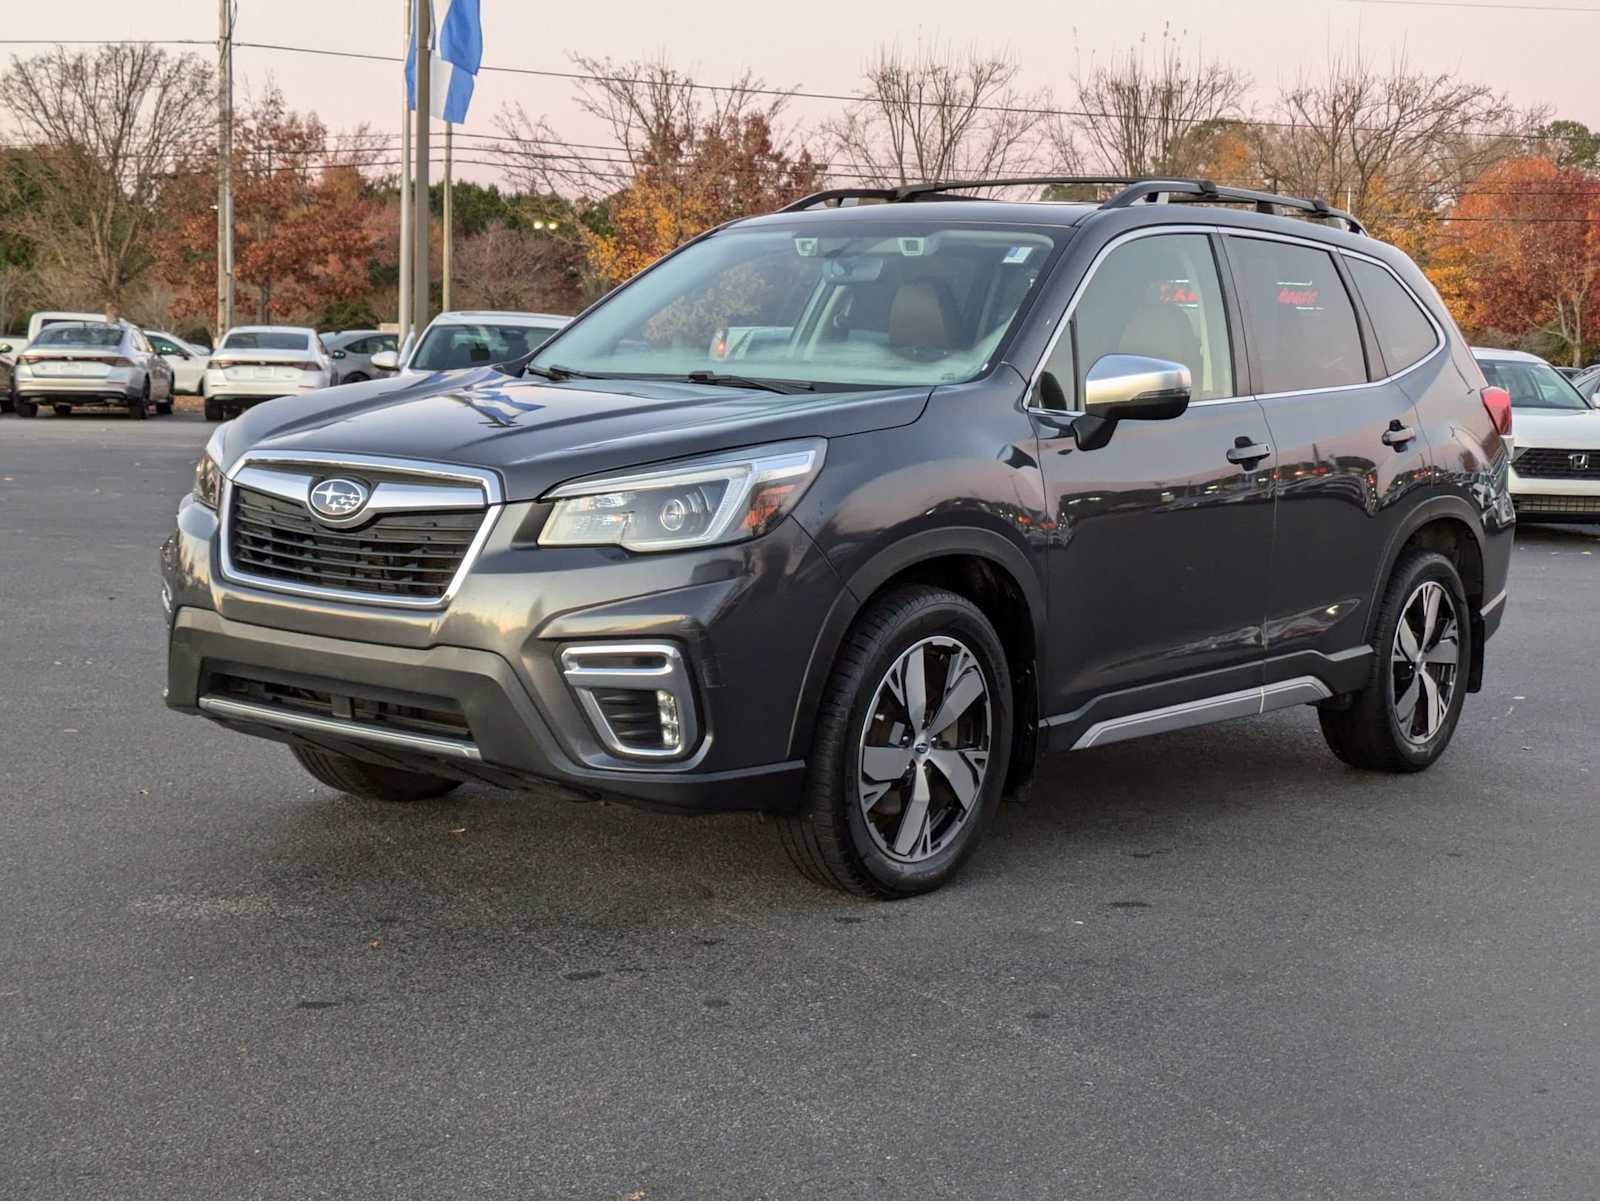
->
xmin=203 ymin=396 xmax=223 ymax=422
xmin=1319 ymin=550 xmax=1472 ymax=772
xmin=290 ymin=745 xmax=461 ymax=802
xmin=16 ymin=398 xmax=37 ymax=418
xmin=778 ymin=586 xmax=1012 ymax=898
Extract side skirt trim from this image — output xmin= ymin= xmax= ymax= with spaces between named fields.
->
xmin=1069 ymin=675 xmax=1332 ymax=751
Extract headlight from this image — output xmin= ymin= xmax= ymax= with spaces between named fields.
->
xmin=539 ymin=439 xmax=826 ymax=552
xmin=193 ymin=429 xmax=225 ymax=509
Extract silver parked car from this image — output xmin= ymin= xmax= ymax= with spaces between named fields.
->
xmin=322 ymin=329 xmax=399 ymax=385
xmin=202 ymin=326 xmax=335 ymax=422
xmin=13 ymin=321 xmax=176 ymax=419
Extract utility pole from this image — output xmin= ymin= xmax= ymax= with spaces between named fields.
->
xmin=442 ymin=123 xmax=453 ymax=312
xmin=411 ymin=0 xmax=432 ymax=332
xmin=397 ymin=0 xmax=412 ymax=344
xmin=216 ymin=0 xmax=234 ymax=338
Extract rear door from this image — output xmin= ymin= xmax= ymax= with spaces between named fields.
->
xmin=1223 ymin=234 xmax=1435 ymax=672
xmin=1032 ymin=229 xmax=1277 ymax=728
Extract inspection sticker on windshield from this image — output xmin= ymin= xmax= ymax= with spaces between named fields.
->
xmin=1003 ymin=246 xmax=1036 ymax=264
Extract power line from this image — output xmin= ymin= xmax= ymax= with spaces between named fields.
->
xmin=1344 ymin=0 xmax=1600 ymax=11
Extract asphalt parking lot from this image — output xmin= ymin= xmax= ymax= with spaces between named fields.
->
xmin=2 ymin=410 xmax=1598 ymax=1200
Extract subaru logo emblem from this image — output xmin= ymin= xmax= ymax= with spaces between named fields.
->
xmin=308 ymin=477 xmax=370 ymax=520
xmin=1571 ymin=452 xmax=1591 ymax=471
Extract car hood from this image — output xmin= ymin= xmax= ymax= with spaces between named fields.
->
xmin=220 ymin=368 xmax=932 ymax=501
xmin=1509 ymin=407 xmax=1600 ymax=450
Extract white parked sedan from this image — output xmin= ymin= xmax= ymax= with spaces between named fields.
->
xmin=202 ymin=326 xmax=334 ymax=421
xmin=1474 ymin=347 xmax=1600 ymax=523
xmin=144 ymin=330 xmax=210 ymax=395
xmin=370 ymin=310 xmax=569 ymax=378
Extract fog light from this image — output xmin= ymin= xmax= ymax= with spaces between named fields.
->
xmin=657 ymin=690 xmax=681 ymax=747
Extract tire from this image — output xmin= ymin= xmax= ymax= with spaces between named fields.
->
xmin=156 ymin=400 xmax=173 ymax=415
xmin=53 ymin=404 xmax=72 ymax=417
xmin=127 ymin=381 xmax=149 ymax=420
xmin=343 ymin=372 xmax=368 ymax=384
xmin=16 ymin=398 xmax=37 ymax=418
xmin=204 ymin=396 xmax=224 ymax=422
xmin=1319 ymin=550 xmax=1472 ymax=772
xmin=290 ymin=745 xmax=461 ymax=802
xmin=777 ymin=585 xmax=1013 ymax=898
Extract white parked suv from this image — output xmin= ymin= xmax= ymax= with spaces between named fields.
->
xmin=202 ymin=326 xmax=334 ymax=422
xmin=1474 ymin=347 xmax=1600 ymax=523
xmin=371 ymin=310 xmax=569 ymax=378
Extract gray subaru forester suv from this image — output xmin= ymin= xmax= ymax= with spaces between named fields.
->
xmin=163 ymin=177 xmax=1513 ymax=897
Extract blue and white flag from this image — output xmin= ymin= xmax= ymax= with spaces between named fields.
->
xmin=405 ymin=0 xmax=482 ymax=124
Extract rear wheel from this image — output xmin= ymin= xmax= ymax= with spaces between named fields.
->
xmin=16 ymin=398 xmax=37 ymax=418
xmin=203 ymin=396 xmax=224 ymax=422
xmin=290 ymin=745 xmax=461 ymax=802
xmin=778 ymin=585 xmax=1011 ymax=898
xmin=127 ymin=381 xmax=149 ymax=419
xmin=53 ymin=404 xmax=72 ymax=417
xmin=1319 ymin=550 xmax=1471 ymax=772
xmin=156 ymin=398 xmax=173 ymax=415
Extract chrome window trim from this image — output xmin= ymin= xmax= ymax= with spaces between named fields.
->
xmin=1024 ymin=223 xmax=1246 ymax=418
xmin=198 ymin=694 xmax=482 ymax=760
xmin=217 ymin=449 xmax=504 ymax=610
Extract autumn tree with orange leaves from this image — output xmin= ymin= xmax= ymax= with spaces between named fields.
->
xmin=1436 ymin=155 xmax=1600 ymax=366
xmin=161 ymin=89 xmax=384 ymax=334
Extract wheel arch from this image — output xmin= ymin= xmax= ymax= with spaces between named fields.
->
xmin=787 ymin=526 xmax=1046 ymax=795
xmin=1367 ymin=496 xmax=1488 ymax=690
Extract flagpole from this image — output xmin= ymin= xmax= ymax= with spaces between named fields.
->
xmin=411 ymin=0 xmax=431 ymax=332
xmin=442 ymin=123 xmax=453 ymax=313
xmin=397 ymin=0 xmax=413 ymax=344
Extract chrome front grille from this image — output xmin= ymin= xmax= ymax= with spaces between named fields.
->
xmin=1515 ymin=448 xmax=1600 ymax=479
xmin=219 ymin=453 xmax=501 ymax=607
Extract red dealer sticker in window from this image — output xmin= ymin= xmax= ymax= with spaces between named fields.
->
xmin=1159 ymin=279 xmax=1199 ymax=305
xmin=1276 ymin=280 xmax=1321 ymax=308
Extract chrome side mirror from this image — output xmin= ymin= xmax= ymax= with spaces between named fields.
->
xmin=1073 ymin=354 xmax=1193 ymax=451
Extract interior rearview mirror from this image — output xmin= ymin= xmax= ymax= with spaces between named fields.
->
xmin=1073 ymin=354 xmax=1193 ymax=451
xmin=370 ymin=350 xmax=399 ymax=371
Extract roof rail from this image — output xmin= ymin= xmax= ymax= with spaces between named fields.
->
xmin=778 ymin=174 xmax=1366 ymax=235
xmin=1103 ymin=178 xmax=1366 ymax=235
xmin=780 ymin=177 xmax=1139 ymax=212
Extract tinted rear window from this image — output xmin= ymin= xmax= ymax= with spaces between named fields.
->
xmin=34 ymin=323 xmax=122 ymax=348
xmin=1228 ymin=237 xmax=1367 ymax=393
xmin=223 ymin=330 xmax=310 ymax=351
xmin=1347 ymin=258 xmax=1438 ymax=374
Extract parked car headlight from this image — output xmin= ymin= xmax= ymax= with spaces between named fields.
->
xmin=193 ymin=430 xmax=225 ymax=509
xmin=539 ymin=439 xmax=826 ymax=552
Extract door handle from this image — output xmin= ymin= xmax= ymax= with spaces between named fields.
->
xmin=1381 ymin=419 xmax=1416 ymax=448
xmin=1226 ymin=436 xmax=1272 ymax=467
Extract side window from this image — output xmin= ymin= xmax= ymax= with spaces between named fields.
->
xmin=150 ymin=336 xmax=179 ymax=355
xmin=1346 ymin=258 xmax=1439 ymax=374
xmin=1073 ymin=233 xmax=1234 ymax=403
xmin=1228 ymin=237 xmax=1367 ymax=393
xmin=1037 ymin=325 xmax=1076 ymax=410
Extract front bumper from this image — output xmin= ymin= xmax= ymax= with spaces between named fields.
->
xmin=161 ymin=495 xmax=840 ymax=813
xmin=1509 ymin=466 xmax=1600 ymax=521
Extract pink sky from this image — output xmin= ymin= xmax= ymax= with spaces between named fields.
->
xmin=8 ymin=0 xmax=1598 ymax=182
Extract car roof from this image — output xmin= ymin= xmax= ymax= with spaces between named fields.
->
xmin=224 ymin=325 xmax=316 ymax=335
xmin=428 ymin=310 xmax=570 ymax=327
xmin=1471 ymin=347 xmax=1550 ymax=365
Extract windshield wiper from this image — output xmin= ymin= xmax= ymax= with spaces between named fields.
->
xmin=681 ymin=370 xmax=815 ymax=395
xmin=524 ymin=362 xmax=605 ymax=381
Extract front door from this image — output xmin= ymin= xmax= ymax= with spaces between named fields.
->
xmin=1032 ymin=230 xmax=1277 ymax=734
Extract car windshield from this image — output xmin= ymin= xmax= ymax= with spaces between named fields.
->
xmin=1479 ymin=357 xmax=1591 ymax=411
xmin=411 ymin=323 xmax=557 ymax=371
xmin=530 ymin=221 xmax=1064 ymax=389
xmin=34 ymin=323 xmax=122 ymax=348
xmin=224 ymin=330 xmax=310 ymax=351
